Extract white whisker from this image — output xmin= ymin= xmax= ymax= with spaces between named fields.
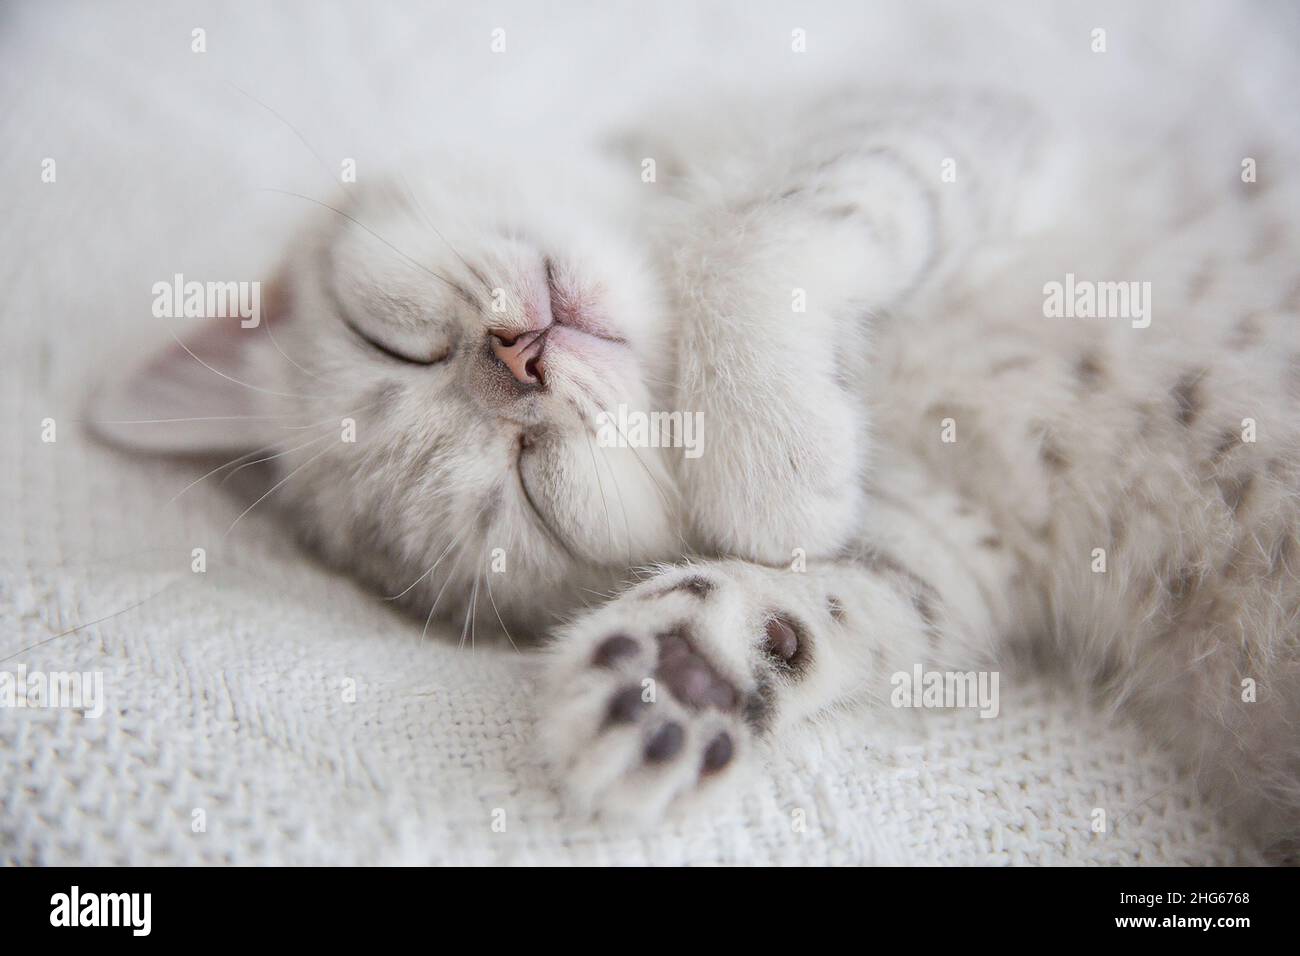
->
xmin=219 ymin=432 xmax=334 ymax=488
xmin=385 ymin=495 xmax=495 ymax=601
xmin=83 ymin=415 xmax=290 ymax=424
xmin=223 ymin=441 xmax=336 ymax=539
xmin=170 ymin=441 xmax=279 ymax=505
xmin=484 ymin=566 xmax=521 ymax=654
xmin=166 ymin=325 xmax=330 ymax=401
xmin=583 ymin=427 xmax=615 ymax=560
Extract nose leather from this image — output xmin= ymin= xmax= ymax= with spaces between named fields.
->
xmin=490 ymin=328 xmax=547 ymax=385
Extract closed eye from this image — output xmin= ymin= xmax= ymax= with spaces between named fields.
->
xmin=345 ymin=318 xmax=452 ymax=365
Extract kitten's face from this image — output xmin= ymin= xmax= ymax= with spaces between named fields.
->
xmin=104 ymin=160 xmax=685 ymax=634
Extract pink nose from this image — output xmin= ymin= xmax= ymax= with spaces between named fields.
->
xmin=490 ymin=328 xmax=547 ymax=385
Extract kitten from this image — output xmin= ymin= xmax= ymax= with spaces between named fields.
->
xmin=94 ymin=89 xmax=1300 ymax=852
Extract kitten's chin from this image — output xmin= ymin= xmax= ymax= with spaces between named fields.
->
xmin=517 ymin=428 xmax=679 ymax=569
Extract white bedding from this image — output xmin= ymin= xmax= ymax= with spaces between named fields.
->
xmin=0 ymin=0 xmax=1271 ymax=865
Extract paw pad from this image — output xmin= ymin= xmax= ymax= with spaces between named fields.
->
xmin=605 ymin=685 xmax=648 ymax=725
xmin=644 ymin=722 xmax=685 ymax=762
xmin=701 ymin=732 xmax=734 ymax=774
xmin=763 ymin=615 xmax=800 ymax=662
xmin=592 ymin=633 xmax=639 ymax=667
xmin=552 ymin=585 xmax=760 ymax=812
xmin=655 ymin=628 xmax=738 ymax=711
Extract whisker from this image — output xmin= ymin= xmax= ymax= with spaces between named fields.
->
xmin=397 ymin=168 xmax=494 ymax=299
xmin=165 ymin=325 xmax=330 ymax=401
xmin=222 ymin=441 xmax=336 ymax=539
xmin=219 ymin=431 xmax=334 ymax=487
xmin=418 ymin=578 xmax=442 ymax=646
xmin=228 ymin=82 xmax=335 ymax=186
xmin=276 ymin=395 xmax=390 ymax=430
xmin=170 ymin=441 xmax=281 ymax=504
xmin=460 ymin=553 xmax=483 ymax=653
xmin=483 ymin=564 xmax=521 ymax=654
xmin=262 ymin=309 xmax=337 ymax=387
xmin=172 ymin=398 xmax=385 ymax=504
xmin=568 ymin=392 xmax=687 ymax=553
xmin=470 ymin=568 xmax=481 ymax=652
xmin=387 ymin=536 xmax=456 ymax=603
xmin=607 ymin=419 xmax=685 ymax=532
xmin=384 ymin=495 xmax=495 ymax=601
xmin=594 ymin=433 xmax=635 ymax=570
xmin=583 ymin=427 xmax=615 ymax=560
xmin=421 ymin=542 xmax=472 ymax=645
xmin=81 ymin=414 xmax=291 ymax=425
xmin=258 ymin=188 xmax=471 ymax=301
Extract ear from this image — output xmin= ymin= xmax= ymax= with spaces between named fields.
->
xmin=88 ymin=279 xmax=292 ymax=455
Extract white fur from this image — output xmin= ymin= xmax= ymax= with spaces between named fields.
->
xmin=95 ymin=86 xmax=1300 ymax=853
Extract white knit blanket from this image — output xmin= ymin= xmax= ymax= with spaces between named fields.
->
xmin=0 ymin=1 xmax=1264 ymax=865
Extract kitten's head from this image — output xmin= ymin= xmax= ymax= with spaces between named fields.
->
xmin=96 ymin=158 xmax=684 ymax=633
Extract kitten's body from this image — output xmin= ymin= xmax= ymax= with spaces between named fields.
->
xmin=597 ymin=92 xmax=1300 ymax=846
xmin=98 ymin=90 xmax=1300 ymax=851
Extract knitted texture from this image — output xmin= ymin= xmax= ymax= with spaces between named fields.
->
xmin=0 ymin=1 xmax=1260 ymax=865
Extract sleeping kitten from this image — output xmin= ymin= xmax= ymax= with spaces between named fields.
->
xmin=94 ymin=89 xmax=1300 ymax=852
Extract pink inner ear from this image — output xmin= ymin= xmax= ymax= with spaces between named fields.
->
xmin=157 ymin=314 xmax=252 ymax=372
xmin=263 ymin=276 xmax=294 ymax=329
xmin=168 ymin=275 xmax=293 ymax=368
xmin=88 ymin=276 xmax=292 ymax=456
xmin=168 ymin=270 xmax=299 ymax=373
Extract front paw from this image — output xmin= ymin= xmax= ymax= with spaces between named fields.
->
xmin=537 ymin=566 xmax=810 ymax=820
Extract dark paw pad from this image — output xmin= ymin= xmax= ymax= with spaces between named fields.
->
xmin=762 ymin=613 xmax=809 ymax=675
xmin=701 ymin=732 xmax=734 ymax=775
xmin=763 ymin=617 xmax=799 ymax=661
xmin=654 ymin=628 xmax=739 ymax=711
xmin=605 ymin=685 xmax=648 ymax=725
xmin=645 ymin=722 xmax=685 ymax=762
xmin=592 ymin=633 xmax=639 ymax=668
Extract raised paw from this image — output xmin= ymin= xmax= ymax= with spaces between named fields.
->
xmin=537 ymin=566 xmax=816 ymax=821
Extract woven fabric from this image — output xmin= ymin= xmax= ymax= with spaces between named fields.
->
xmin=0 ymin=1 xmax=1258 ymax=865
